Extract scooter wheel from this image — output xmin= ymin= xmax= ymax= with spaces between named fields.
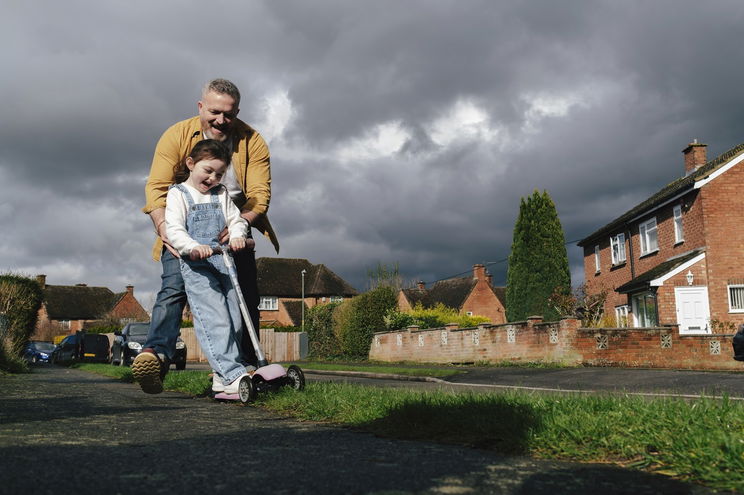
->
xmin=286 ymin=365 xmax=305 ymax=391
xmin=238 ymin=375 xmax=256 ymax=403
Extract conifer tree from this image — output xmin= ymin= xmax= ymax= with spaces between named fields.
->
xmin=505 ymin=190 xmax=570 ymax=321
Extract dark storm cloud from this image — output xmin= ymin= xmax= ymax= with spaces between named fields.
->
xmin=3 ymin=0 xmax=744 ymax=304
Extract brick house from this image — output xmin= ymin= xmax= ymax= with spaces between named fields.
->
xmin=578 ymin=140 xmax=744 ymax=333
xmin=398 ymin=264 xmax=507 ymax=324
xmin=34 ymin=274 xmax=149 ymax=339
xmin=256 ymin=258 xmax=359 ymax=327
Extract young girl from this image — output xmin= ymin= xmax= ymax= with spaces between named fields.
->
xmin=165 ymin=139 xmax=252 ymax=394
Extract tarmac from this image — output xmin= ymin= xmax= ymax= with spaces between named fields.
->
xmin=302 ymin=363 xmax=744 ymax=400
xmin=1 ymin=363 xmax=740 ymax=494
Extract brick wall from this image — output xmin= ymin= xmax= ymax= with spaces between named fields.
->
xmin=369 ymin=317 xmax=741 ymax=371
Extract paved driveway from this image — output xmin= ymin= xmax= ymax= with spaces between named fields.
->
xmin=0 ymin=366 xmax=713 ymax=494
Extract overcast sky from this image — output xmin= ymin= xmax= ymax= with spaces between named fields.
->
xmin=3 ymin=0 xmax=744 ymax=309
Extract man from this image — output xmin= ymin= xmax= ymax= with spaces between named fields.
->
xmin=134 ymin=78 xmax=279 ymax=394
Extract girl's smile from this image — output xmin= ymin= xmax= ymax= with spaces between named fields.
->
xmin=186 ymin=157 xmax=227 ymax=193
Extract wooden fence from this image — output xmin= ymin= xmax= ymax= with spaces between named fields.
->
xmin=179 ymin=327 xmax=308 ymax=363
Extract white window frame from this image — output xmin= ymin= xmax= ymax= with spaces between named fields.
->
xmin=258 ymin=296 xmax=278 ymax=311
xmin=329 ymin=296 xmax=344 ymax=303
xmin=614 ymin=305 xmax=629 ymax=328
xmin=610 ymin=233 xmax=626 ymax=265
xmin=673 ymin=205 xmax=684 ymax=244
xmin=639 ymin=217 xmax=658 ymax=255
xmin=632 ymin=291 xmax=658 ymax=327
xmin=728 ymin=285 xmax=744 ymax=313
xmin=594 ymin=245 xmax=600 ymax=272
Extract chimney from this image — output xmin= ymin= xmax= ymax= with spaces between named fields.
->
xmin=36 ymin=274 xmax=46 ymax=289
xmin=416 ymin=281 xmax=426 ymax=290
xmin=683 ymin=139 xmax=707 ymax=174
xmin=126 ymin=285 xmax=134 ymax=295
xmin=473 ymin=264 xmax=486 ymax=281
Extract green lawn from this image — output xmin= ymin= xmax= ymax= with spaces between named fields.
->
xmin=75 ymin=363 xmax=744 ymax=492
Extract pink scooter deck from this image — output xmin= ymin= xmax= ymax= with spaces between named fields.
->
xmin=213 ymin=364 xmax=288 ymax=400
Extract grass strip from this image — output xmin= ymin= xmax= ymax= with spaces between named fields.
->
xmin=298 ymin=361 xmax=462 ymax=378
xmin=75 ymin=363 xmax=744 ymax=491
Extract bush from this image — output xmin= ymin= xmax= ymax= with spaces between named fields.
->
xmin=0 ymin=274 xmax=43 ymax=372
xmin=385 ymin=303 xmax=490 ymax=330
xmin=335 ymin=286 xmax=397 ymax=358
xmin=306 ymin=302 xmax=342 ymax=358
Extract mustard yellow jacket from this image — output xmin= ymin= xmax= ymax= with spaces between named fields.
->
xmin=143 ymin=116 xmax=279 ymax=260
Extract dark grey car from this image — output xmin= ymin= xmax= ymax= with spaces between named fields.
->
xmin=111 ymin=322 xmax=187 ymax=370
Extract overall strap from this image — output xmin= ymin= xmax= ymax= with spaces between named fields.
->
xmin=171 ymin=183 xmax=196 ymax=208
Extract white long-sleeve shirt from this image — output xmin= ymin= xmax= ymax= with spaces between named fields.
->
xmin=165 ymin=183 xmax=249 ymax=257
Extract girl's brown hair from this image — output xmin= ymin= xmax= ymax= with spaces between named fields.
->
xmin=173 ymin=139 xmax=232 ymax=183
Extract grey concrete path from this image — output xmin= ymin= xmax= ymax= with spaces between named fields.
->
xmin=0 ymin=366 xmax=714 ymax=494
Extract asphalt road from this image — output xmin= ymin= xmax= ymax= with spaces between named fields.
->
xmin=0 ymin=366 xmax=719 ymax=494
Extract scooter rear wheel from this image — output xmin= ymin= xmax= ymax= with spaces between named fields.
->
xmin=238 ymin=376 xmax=256 ymax=403
xmin=286 ymin=365 xmax=305 ymax=391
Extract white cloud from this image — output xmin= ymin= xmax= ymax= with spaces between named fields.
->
xmin=427 ymin=99 xmax=504 ymax=148
xmin=256 ymin=89 xmax=295 ymax=143
xmin=334 ymin=120 xmax=411 ymax=162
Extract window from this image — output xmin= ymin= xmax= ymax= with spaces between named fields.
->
xmin=594 ymin=245 xmax=600 ymax=272
xmin=258 ymin=296 xmax=278 ymax=311
xmin=639 ymin=218 xmax=658 ymax=255
xmin=615 ymin=305 xmax=629 ymax=328
xmin=610 ymin=233 xmax=626 ymax=265
xmin=632 ymin=292 xmax=658 ymax=327
xmin=329 ymin=296 xmax=344 ymax=303
xmin=60 ymin=320 xmax=71 ymax=330
xmin=728 ymin=285 xmax=744 ymax=312
xmin=673 ymin=205 xmax=684 ymax=243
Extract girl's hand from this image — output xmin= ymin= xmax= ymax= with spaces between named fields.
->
xmin=189 ymin=245 xmax=213 ymax=260
xmin=229 ymin=237 xmax=247 ymax=252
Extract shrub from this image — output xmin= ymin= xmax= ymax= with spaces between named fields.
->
xmin=306 ymin=302 xmax=342 ymax=358
xmin=385 ymin=303 xmax=490 ymax=330
xmin=0 ymin=274 xmax=43 ymax=372
xmin=335 ymin=286 xmax=397 ymax=358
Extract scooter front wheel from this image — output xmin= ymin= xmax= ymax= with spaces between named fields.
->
xmin=286 ymin=365 xmax=305 ymax=391
xmin=238 ymin=375 xmax=257 ymax=403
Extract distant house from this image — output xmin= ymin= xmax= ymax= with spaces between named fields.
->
xmin=398 ymin=264 xmax=506 ymax=324
xmin=578 ymin=140 xmax=744 ymax=333
xmin=256 ymin=258 xmax=359 ymax=327
xmin=34 ymin=274 xmax=149 ymax=338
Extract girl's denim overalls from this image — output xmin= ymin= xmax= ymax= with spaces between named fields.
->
xmin=173 ymin=184 xmax=245 ymax=385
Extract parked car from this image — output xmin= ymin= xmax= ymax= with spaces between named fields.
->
xmin=111 ymin=322 xmax=187 ymax=370
xmin=51 ymin=332 xmax=110 ymax=365
xmin=23 ymin=341 xmax=56 ymax=364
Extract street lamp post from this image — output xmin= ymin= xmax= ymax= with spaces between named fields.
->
xmin=301 ymin=269 xmax=307 ymax=332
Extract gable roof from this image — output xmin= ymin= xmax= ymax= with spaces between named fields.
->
xmin=281 ymin=300 xmax=307 ymax=327
xmin=402 ymin=276 xmax=505 ymax=311
xmin=615 ymin=249 xmax=704 ymax=294
xmin=578 ymin=142 xmax=744 ymax=246
xmin=256 ymin=258 xmax=359 ymax=297
xmin=43 ymin=285 xmax=119 ymax=320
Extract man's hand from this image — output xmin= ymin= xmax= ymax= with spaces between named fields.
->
xmin=151 ymin=208 xmax=180 ymax=258
xmin=189 ymin=245 xmax=213 ymax=260
xmin=229 ymin=237 xmax=255 ymax=252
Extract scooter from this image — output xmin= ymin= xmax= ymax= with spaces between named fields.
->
xmin=211 ymin=247 xmax=305 ymax=403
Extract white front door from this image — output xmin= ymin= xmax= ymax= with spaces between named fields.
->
xmin=674 ymin=286 xmax=711 ymax=334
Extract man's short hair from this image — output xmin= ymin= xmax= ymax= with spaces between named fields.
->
xmin=202 ymin=78 xmax=241 ymax=106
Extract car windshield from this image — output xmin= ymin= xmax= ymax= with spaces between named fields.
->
xmin=35 ymin=342 xmax=56 ymax=352
xmin=128 ymin=324 xmax=150 ymax=336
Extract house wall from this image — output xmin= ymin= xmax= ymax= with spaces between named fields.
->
xmin=584 ymin=188 xmax=709 ymax=324
xmin=369 ymin=317 xmax=741 ymax=370
xmin=654 ymin=257 xmax=709 ymax=326
xmin=461 ymin=282 xmax=506 ymax=324
xmin=111 ymin=292 xmax=149 ymax=322
xmin=699 ymin=163 xmax=744 ymax=326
